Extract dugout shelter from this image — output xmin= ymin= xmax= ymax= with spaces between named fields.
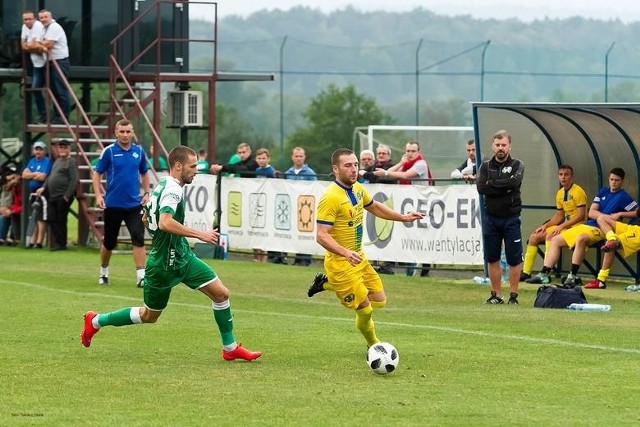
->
xmin=472 ymin=102 xmax=640 ymax=282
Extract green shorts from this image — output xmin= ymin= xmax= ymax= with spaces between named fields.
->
xmin=144 ymin=256 xmax=217 ymax=311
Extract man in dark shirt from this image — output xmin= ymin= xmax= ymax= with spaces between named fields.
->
xmin=359 ymin=144 xmax=396 ymax=184
xmin=476 ymin=130 xmax=525 ymax=305
xmin=35 ymin=139 xmax=78 ymax=250
xmin=209 ymin=142 xmax=258 ymax=177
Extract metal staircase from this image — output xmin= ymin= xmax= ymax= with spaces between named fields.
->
xmin=22 ymin=0 xmax=219 ymax=247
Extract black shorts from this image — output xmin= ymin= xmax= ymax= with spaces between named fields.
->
xmin=102 ymin=206 xmax=145 ymax=250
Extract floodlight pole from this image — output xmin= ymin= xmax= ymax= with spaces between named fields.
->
xmin=415 ymin=38 xmax=423 ymax=126
xmin=480 ymin=40 xmax=491 ymax=101
xmin=279 ymin=35 xmax=288 ymax=167
xmin=605 ymin=42 xmax=615 ymax=102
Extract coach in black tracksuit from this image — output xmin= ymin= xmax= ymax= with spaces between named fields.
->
xmin=476 ymin=130 xmax=525 ymax=305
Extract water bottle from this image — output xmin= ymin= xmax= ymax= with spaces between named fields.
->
xmin=500 ymin=250 xmax=509 ymax=283
xmin=473 ymin=276 xmax=490 ymax=285
xmin=567 ymin=303 xmax=611 ymax=312
xmin=406 ymin=262 xmax=417 ymax=277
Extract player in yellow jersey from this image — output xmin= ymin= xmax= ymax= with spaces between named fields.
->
xmin=308 ymin=148 xmax=424 ymax=347
xmin=520 ymin=165 xmax=587 ymax=282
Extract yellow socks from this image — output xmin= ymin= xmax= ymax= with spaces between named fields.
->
xmin=523 ymin=245 xmax=538 ymax=275
xmin=597 ymin=268 xmax=610 ymax=283
xmin=355 ymin=305 xmax=379 ymax=346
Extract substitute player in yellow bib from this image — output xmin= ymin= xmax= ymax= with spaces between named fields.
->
xmin=520 ymin=165 xmax=587 ymax=282
xmin=309 ymin=148 xmax=424 ymax=346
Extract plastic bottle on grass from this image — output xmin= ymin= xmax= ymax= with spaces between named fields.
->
xmin=567 ymin=303 xmax=611 ymax=312
xmin=473 ymin=276 xmax=490 ymax=285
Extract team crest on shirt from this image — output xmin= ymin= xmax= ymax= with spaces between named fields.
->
xmin=343 ymin=293 xmax=355 ymax=303
xmin=501 ymin=166 xmax=512 ymax=174
xmin=133 ymin=152 xmax=140 ymax=159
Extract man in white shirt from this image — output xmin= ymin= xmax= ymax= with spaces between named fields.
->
xmin=20 ymin=11 xmax=47 ymax=123
xmin=450 ymin=139 xmax=477 ymax=182
xmin=38 ymin=9 xmax=70 ymax=123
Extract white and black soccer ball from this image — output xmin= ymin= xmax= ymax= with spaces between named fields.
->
xmin=366 ymin=342 xmax=399 ymax=375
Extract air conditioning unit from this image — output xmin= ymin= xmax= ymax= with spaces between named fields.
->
xmin=167 ymin=90 xmax=203 ymax=127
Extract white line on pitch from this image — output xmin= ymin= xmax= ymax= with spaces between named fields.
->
xmin=4 ymin=279 xmax=640 ymax=355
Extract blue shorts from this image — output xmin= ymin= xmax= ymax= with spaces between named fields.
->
xmin=482 ymin=214 xmax=523 ymax=265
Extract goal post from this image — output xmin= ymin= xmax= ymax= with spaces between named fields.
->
xmin=353 ymin=125 xmax=475 ymax=182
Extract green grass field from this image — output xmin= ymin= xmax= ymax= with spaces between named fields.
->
xmin=2 ymin=247 xmax=640 ymax=426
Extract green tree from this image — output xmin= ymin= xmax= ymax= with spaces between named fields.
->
xmin=286 ymin=84 xmax=393 ymax=175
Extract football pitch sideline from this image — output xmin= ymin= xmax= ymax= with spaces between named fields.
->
xmin=2 ymin=247 xmax=640 ymax=426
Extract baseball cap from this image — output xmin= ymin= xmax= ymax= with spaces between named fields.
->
xmin=57 ymin=139 xmax=71 ymax=146
xmin=33 ymin=141 xmax=46 ymax=149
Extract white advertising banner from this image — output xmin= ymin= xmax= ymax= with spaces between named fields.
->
xmin=208 ymin=176 xmax=484 ymax=265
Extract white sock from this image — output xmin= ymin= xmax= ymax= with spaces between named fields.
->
xmin=92 ymin=316 xmax=101 ymax=329
xmin=130 ymin=307 xmax=142 ymax=324
xmin=223 ymin=343 xmax=238 ymax=352
xmin=100 ymin=265 xmax=109 ymax=277
xmin=136 ymin=268 xmax=145 ymax=282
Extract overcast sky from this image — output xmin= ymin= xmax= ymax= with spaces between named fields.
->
xmin=191 ymin=0 xmax=640 ymax=23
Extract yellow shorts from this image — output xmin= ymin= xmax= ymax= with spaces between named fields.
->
xmin=613 ymin=222 xmax=640 ymax=258
xmin=325 ymin=256 xmax=384 ymax=310
xmin=560 ymin=224 xmax=605 ymax=249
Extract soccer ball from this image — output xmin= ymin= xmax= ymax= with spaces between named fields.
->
xmin=366 ymin=342 xmax=399 ymax=375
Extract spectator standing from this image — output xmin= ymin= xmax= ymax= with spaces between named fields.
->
xmin=359 ymin=144 xmax=396 ymax=185
xmin=81 ymin=146 xmax=262 ymax=362
xmin=0 ymin=165 xmax=22 ymax=245
xmin=22 ymin=140 xmax=52 ymax=248
xmin=372 ymin=140 xmax=431 ymax=185
xmin=20 ymin=10 xmax=46 ymax=123
xmin=358 ymin=144 xmax=397 ymax=275
xmin=197 ymin=149 xmax=209 ymax=173
xmin=357 ymin=149 xmax=375 ymax=183
xmin=284 ymin=146 xmax=317 ymax=266
xmin=35 ymin=139 xmax=78 ymax=251
xmin=372 ymin=140 xmax=431 ymax=276
xmin=209 ymin=142 xmax=258 ymax=177
xmin=92 ymin=119 xmax=150 ymax=287
xmin=38 ymin=10 xmax=70 ymax=123
xmin=253 ymin=148 xmax=276 ymax=262
xmin=477 ymin=130 xmax=525 ymax=305
xmin=450 ymin=139 xmax=477 ymax=182
xmin=307 ymin=148 xmax=424 ymax=348
xmin=148 ymin=144 xmax=168 ymax=171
